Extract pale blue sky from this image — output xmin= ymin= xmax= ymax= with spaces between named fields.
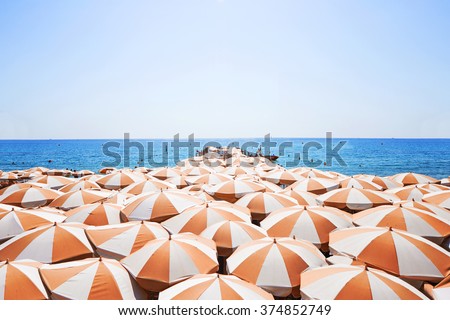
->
xmin=1 ymin=0 xmax=449 ymax=139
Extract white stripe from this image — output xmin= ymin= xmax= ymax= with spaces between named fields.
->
xmin=159 ymin=276 xmax=211 ymax=299
xmin=99 ymin=225 xmax=141 ymax=259
xmin=256 ymin=245 xmax=292 ymax=296
xmin=197 ymin=278 xmax=222 ymax=299
xmin=16 ymin=228 xmax=55 ymax=263
xmin=103 ymin=260 xmax=145 ymax=300
xmin=301 ymin=269 xmax=363 ymax=299
xmin=168 ymin=241 xmax=200 ymax=283
xmin=52 ymin=263 xmax=98 ymax=299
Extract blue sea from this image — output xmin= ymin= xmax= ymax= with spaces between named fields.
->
xmin=0 ymin=138 xmax=449 ymax=179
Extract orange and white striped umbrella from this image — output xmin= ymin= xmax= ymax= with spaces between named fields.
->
xmin=0 ymin=259 xmax=48 ymax=300
xmin=234 ymin=192 xmax=298 ymax=221
xmin=165 ymin=175 xmax=189 ymax=189
xmin=261 ymin=169 xmax=304 ymax=185
xmin=339 ymin=177 xmax=383 ymax=191
xmin=203 ymin=180 xmax=265 ymax=203
xmin=300 ymin=265 xmax=428 ymax=300
xmin=281 ymin=189 xmax=318 ymax=206
xmin=226 ymin=237 xmax=327 ymax=297
xmin=0 ymin=208 xmax=66 ymax=242
xmin=0 ymin=187 xmax=63 ymax=208
xmin=120 ymin=233 xmax=219 ymax=292
xmin=96 ymin=172 xmax=146 ymax=190
xmin=352 ymin=205 xmax=450 ymax=243
xmin=32 ymin=175 xmax=74 ymax=189
xmin=121 ymin=190 xmax=203 ymax=223
xmin=159 ymin=273 xmax=274 ymax=300
xmin=0 ymin=223 xmax=94 ymax=263
xmin=161 ymin=201 xmax=251 ymax=235
xmin=423 ymin=275 xmax=450 ymax=300
xmin=385 ymin=185 xmax=431 ymax=201
xmin=58 ymin=180 xmax=101 ymax=193
xmin=329 ymin=227 xmax=450 ymax=282
xmin=0 ymin=182 xmax=49 ymax=196
xmin=200 ymin=221 xmax=267 ymax=257
xmin=99 ymin=167 xmax=117 ymax=174
xmin=354 ymin=174 xmax=403 ymax=190
xmin=49 ymin=189 xmax=112 ymax=210
xmin=287 ymin=178 xmax=340 ymax=195
xmin=221 ymin=166 xmax=257 ymax=177
xmin=86 ymin=221 xmax=169 ymax=260
xmin=40 ymin=257 xmax=146 ymax=300
xmin=423 ymin=191 xmax=450 ymax=210
xmin=71 ymin=170 xmax=95 ymax=178
xmin=442 ymin=177 xmax=450 ymax=187
xmin=291 ymin=168 xmax=337 ymax=179
xmin=79 ymin=174 xmax=103 ymax=182
xmin=256 ymin=180 xmax=283 ymax=193
xmin=181 ymin=167 xmax=214 ymax=176
xmin=418 ymin=183 xmax=450 ymax=192
xmin=391 ymin=172 xmax=439 ymax=186
xmin=260 ymin=206 xmax=353 ymax=251
xmin=0 ymin=172 xmax=19 ymax=181
xmin=317 ymin=188 xmax=400 ymax=211
xmin=46 ymin=169 xmax=71 ymax=177
xmin=398 ymin=200 xmax=450 ymax=221
xmin=185 ymin=173 xmax=232 ymax=186
xmin=64 ymin=203 xmax=123 ymax=226
xmin=182 ymin=190 xmax=215 ymax=202
xmin=148 ymin=167 xmax=182 ymax=180
xmin=120 ymin=179 xmax=176 ymax=195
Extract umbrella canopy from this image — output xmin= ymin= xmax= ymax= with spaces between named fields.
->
xmin=423 ymin=275 xmax=450 ymax=300
xmin=418 ymin=183 xmax=450 ymax=192
xmin=161 ymin=201 xmax=251 ymax=235
xmin=32 ymin=175 xmax=74 ymax=189
xmin=165 ymin=175 xmax=189 ymax=189
xmin=221 ymin=166 xmax=257 ymax=177
xmin=40 ymin=257 xmax=146 ymax=300
xmin=226 ymin=237 xmax=327 ymax=297
xmin=329 ymin=227 xmax=450 ymax=282
xmin=385 ymin=185 xmax=431 ymax=201
xmin=159 ymin=273 xmax=274 ymax=300
xmin=260 ymin=206 xmax=353 ymax=251
xmin=181 ymin=167 xmax=214 ymax=176
xmin=203 ymin=180 xmax=266 ymax=203
xmin=0 ymin=208 xmax=66 ymax=242
xmin=121 ymin=190 xmax=203 ymax=223
xmin=71 ymin=170 xmax=95 ymax=178
xmin=185 ymin=173 xmax=232 ymax=186
xmin=339 ymin=177 xmax=383 ymax=191
xmin=58 ymin=180 xmax=101 ymax=193
xmin=390 ymin=172 xmax=439 ymax=186
xmin=290 ymin=168 xmax=337 ymax=179
xmin=0 ymin=187 xmax=63 ymax=208
xmin=423 ymin=191 xmax=450 ymax=210
xmin=352 ymin=205 xmax=450 ymax=243
xmin=398 ymin=200 xmax=450 ymax=221
xmin=96 ymin=172 xmax=146 ymax=190
xmin=0 ymin=182 xmax=48 ymax=197
xmin=0 ymin=259 xmax=48 ymax=300
xmin=0 ymin=172 xmax=19 ymax=181
xmin=120 ymin=233 xmax=219 ymax=292
xmin=300 ymin=265 xmax=428 ymax=300
xmin=86 ymin=221 xmax=170 ymax=260
xmin=234 ymin=192 xmax=298 ymax=221
xmin=98 ymin=167 xmax=116 ymax=174
xmin=256 ymin=180 xmax=283 ymax=193
xmin=148 ymin=167 xmax=182 ymax=180
xmin=64 ymin=203 xmax=123 ymax=226
xmin=287 ymin=178 xmax=340 ymax=195
xmin=317 ymin=188 xmax=399 ymax=212
xmin=200 ymin=221 xmax=268 ymax=257
xmin=280 ymin=189 xmax=318 ymax=206
xmin=120 ymin=179 xmax=176 ymax=195
xmin=354 ymin=174 xmax=403 ymax=190
xmin=46 ymin=169 xmax=71 ymax=177
xmin=49 ymin=189 xmax=112 ymax=211
xmin=0 ymin=223 xmax=94 ymax=263
xmin=442 ymin=177 xmax=450 ymax=187
xmin=260 ymin=170 xmax=304 ymax=185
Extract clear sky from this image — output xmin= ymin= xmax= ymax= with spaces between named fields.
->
xmin=0 ymin=0 xmax=449 ymax=139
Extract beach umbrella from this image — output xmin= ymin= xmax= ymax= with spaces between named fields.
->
xmin=0 ymin=259 xmax=48 ymax=300
xmin=159 ymin=273 xmax=274 ymax=300
xmin=391 ymin=172 xmax=439 ymax=186
xmin=120 ymin=233 xmax=219 ymax=292
xmin=354 ymin=174 xmax=403 ymax=190
xmin=181 ymin=167 xmax=214 ymax=176
xmin=0 ymin=187 xmax=63 ymax=208
xmin=161 ymin=201 xmax=251 ymax=235
xmin=120 ymin=179 xmax=176 ymax=195
xmin=183 ymin=190 xmax=215 ymax=202
xmin=384 ymin=185 xmax=431 ymax=201
xmin=49 ymin=189 xmax=112 ymax=210
xmin=99 ymin=167 xmax=116 ymax=174
xmin=256 ymin=180 xmax=283 ymax=193
xmin=441 ymin=177 xmax=450 ymax=187
xmin=325 ymin=254 xmax=366 ymax=266
xmin=353 ymin=205 xmax=450 ymax=244
xmin=260 ymin=169 xmax=304 ymax=185
xmin=86 ymin=221 xmax=169 ymax=260
xmin=165 ymin=175 xmax=189 ymax=189
xmin=287 ymin=178 xmax=340 ymax=195
xmin=290 ymin=168 xmax=337 ymax=179
xmin=329 ymin=227 xmax=450 ymax=282
xmin=423 ymin=275 xmax=450 ymax=300
xmin=58 ymin=180 xmax=101 ymax=193
xmin=339 ymin=177 xmax=383 ymax=191
xmin=0 ymin=172 xmax=19 ymax=181
xmin=121 ymin=190 xmax=203 ymax=223
xmin=148 ymin=167 xmax=182 ymax=180
xmin=280 ymin=189 xmax=318 ymax=206
xmin=234 ymin=192 xmax=298 ymax=222
xmin=0 ymin=208 xmax=66 ymax=242
xmin=46 ymin=169 xmax=71 ymax=177
xmin=423 ymin=191 xmax=450 ymax=210
xmin=185 ymin=173 xmax=232 ymax=186
xmin=39 ymin=257 xmax=146 ymax=300
xmin=300 ymin=265 xmax=428 ymax=300
xmin=260 ymin=205 xmax=353 ymax=251
xmin=227 ymin=237 xmax=327 ymax=297
xmin=418 ymin=183 xmax=450 ymax=192
xmin=64 ymin=203 xmax=123 ymax=226
xmin=200 ymin=221 xmax=268 ymax=257
xmin=26 ymin=167 xmax=49 ymax=174
xmin=203 ymin=180 xmax=265 ymax=203
xmin=96 ymin=171 xmax=146 ymax=190
xmin=33 ymin=175 xmax=74 ymax=189
xmin=317 ymin=188 xmax=400 ymax=212
xmin=398 ymin=200 xmax=450 ymax=221
xmin=71 ymin=170 xmax=95 ymax=178
xmin=221 ymin=166 xmax=257 ymax=177
xmin=79 ymin=174 xmax=103 ymax=182
xmin=0 ymin=182 xmax=48 ymax=196
xmin=133 ymin=167 xmax=151 ymax=174
xmin=0 ymin=223 xmax=94 ymax=263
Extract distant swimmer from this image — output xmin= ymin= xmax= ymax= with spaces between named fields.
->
xmin=48 ymin=160 xmax=52 ymax=163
